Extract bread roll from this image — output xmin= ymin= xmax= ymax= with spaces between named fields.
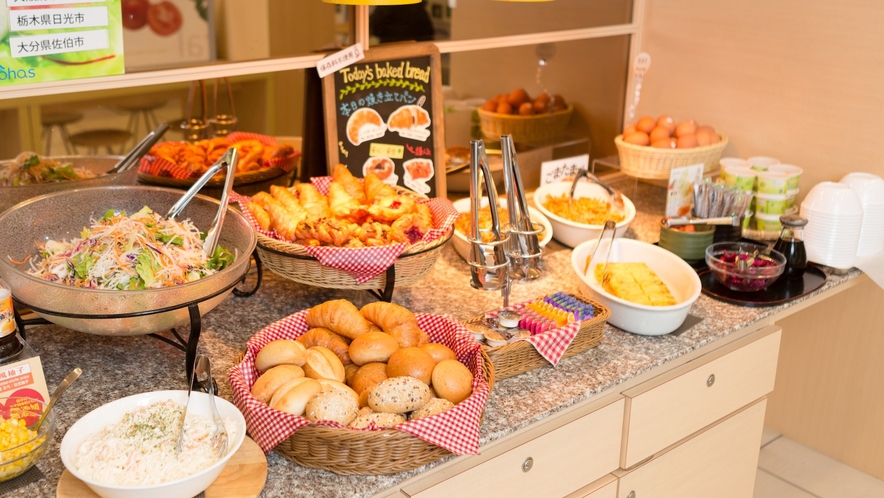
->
xmin=368 ymin=376 xmax=433 ymax=413
xmin=356 ymin=406 xmax=374 ymax=417
xmin=251 ymin=364 xmax=305 ymax=403
xmin=410 ymin=397 xmax=454 ymax=421
xmin=420 ymin=343 xmax=457 ymax=364
xmin=358 ymin=387 xmax=372 ymax=408
xmin=349 ymin=331 xmax=400 ymax=365
xmin=350 ymin=362 xmax=388 ymax=395
xmin=431 ymin=359 xmax=473 ymax=404
xmin=317 ymin=378 xmax=359 ymax=404
xmin=269 ymin=377 xmax=322 ymax=416
xmin=303 ymin=346 xmax=346 ymax=383
xmin=306 ymin=299 xmax=374 ymax=340
xmin=297 ymin=328 xmax=351 ymax=365
xmin=255 ymin=340 xmax=307 ymax=373
xmin=344 ymin=363 xmax=361 ymax=386
xmin=305 ymin=390 xmax=358 ymax=425
xmin=349 ymin=412 xmax=406 ymax=429
xmin=360 ymin=302 xmax=429 ymax=348
xmin=386 ymin=347 xmax=435 ymax=385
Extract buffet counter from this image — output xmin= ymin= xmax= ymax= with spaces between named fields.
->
xmin=7 ymin=181 xmax=865 ymax=498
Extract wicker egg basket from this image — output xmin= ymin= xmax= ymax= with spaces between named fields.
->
xmin=477 ymin=105 xmax=574 ymax=143
xmin=614 ymin=134 xmax=729 ymax=180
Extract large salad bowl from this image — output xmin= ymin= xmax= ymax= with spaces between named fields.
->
xmin=0 ymin=186 xmax=257 ymax=336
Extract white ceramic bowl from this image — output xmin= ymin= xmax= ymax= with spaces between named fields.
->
xmin=60 ymin=390 xmax=246 ymax=498
xmin=570 ymin=238 xmax=701 ymax=336
xmin=801 ymin=182 xmax=864 ymax=217
xmin=840 ymin=172 xmax=884 ymax=206
xmin=451 ymin=197 xmax=553 ymax=262
xmin=534 ymin=180 xmax=636 ymax=248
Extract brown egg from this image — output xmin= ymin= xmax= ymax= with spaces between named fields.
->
xmin=674 ymin=120 xmax=697 ymax=138
xmin=649 ymin=126 xmax=671 ymax=143
xmin=676 ymin=134 xmax=698 ymax=148
xmin=656 ymin=115 xmax=676 ymax=134
xmin=695 ymin=128 xmax=713 ymax=146
xmin=696 ymin=124 xmax=716 ymax=135
xmin=496 ymin=102 xmax=514 ymax=115
xmin=482 ymin=100 xmax=497 ymax=112
xmin=651 ymin=139 xmax=675 ymax=149
xmin=551 ymin=94 xmax=566 ymax=108
xmin=623 ymin=124 xmax=637 ymax=136
xmin=518 ymin=102 xmax=536 ymax=116
xmin=709 ymin=132 xmax=722 ymax=144
xmin=624 ymin=131 xmax=651 ymax=146
xmin=506 ymin=88 xmax=530 ymax=107
xmin=636 ymin=116 xmax=657 ymax=134
xmin=493 ymin=94 xmax=507 ymax=104
xmin=532 ymin=94 xmax=550 ymax=113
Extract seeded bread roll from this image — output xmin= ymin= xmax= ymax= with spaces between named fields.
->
xmin=356 ymin=406 xmax=374 ymax=417
xmin=409 ymin=397 xmax=455 ymax=421
xmin=368 ymin=376 xmax=433 ymax=413
xmin=349 ymin=331 xmax=400 ymax=365
xmin=305 ymin=390 xmax=358 ymax=425
xmin=255 ymin=340 xmax=307 ymax=373
xmin=269 ymin=377 xmax=322 ymax=416
xmin=349 ymin=412 xmax=406 ymax=429
xmin=303 ymin=346 xmax=346 ymax=383
xmin=251 ymin=364 xmax=305 ymax=403
xmin=317 ymin=378 xmax=359 ymax=404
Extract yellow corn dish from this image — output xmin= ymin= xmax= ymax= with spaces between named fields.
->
xmin=0 ymin=418 xmax=46 ymax=481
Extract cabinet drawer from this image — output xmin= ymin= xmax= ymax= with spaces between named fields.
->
xmin=621 ymin=328 xmax=780 ymax=468
xmin=617 ymin=399 xmax=766 ymax=498
xmin=566 ymin=474 xmax=618 ymax=498
xmin=407 ymin=398 xmax=624 ymax=498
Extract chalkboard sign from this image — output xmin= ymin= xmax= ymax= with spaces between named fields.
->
xmin=322 ymin=43 xmax=446 ymax=198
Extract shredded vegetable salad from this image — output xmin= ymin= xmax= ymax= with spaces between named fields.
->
xmin=21 ymin=206 xmax=234 ymax=290
xmin=0 ymin=152 xmax=97 ymax=187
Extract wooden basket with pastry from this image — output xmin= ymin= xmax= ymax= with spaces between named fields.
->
xmin=463 ymin=292 xmax=610 ymax=380
xmin=137 ymin=132 xmax=301 ymax=196
xmin=229 ymin=299 xmax=494 ymax=475
xmin=231 ymin=164 xmax=457 ymax=295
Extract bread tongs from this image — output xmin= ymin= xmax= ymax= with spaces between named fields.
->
xmin=500 ymin=135 xmax=543 ymax=280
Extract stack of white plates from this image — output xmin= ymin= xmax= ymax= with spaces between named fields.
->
xmin=800 ymin=182 xmax=863 ymax=269
xmin=840 ymin=173 xmax=884 ymax=257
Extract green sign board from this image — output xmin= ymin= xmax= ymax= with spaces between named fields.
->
xmin=0 ymin=0 xmax=124 ymax=86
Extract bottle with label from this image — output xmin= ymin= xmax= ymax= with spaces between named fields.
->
xmin=0 ymin=281 xmax=23 ymax=363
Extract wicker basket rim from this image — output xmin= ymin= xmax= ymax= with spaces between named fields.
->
xmin=614 ymin=134 xmax=729 ymax=154
xmin=477 ymin=104 xmax=574 ymax=121
xmin=138 ymin=167 xmax=289 ymax=187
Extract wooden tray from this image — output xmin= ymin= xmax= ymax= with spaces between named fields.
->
xmin=57 ymin=437 xmax=267 ymax=498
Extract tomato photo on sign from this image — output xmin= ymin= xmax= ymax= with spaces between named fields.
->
xmin=121 ymin=0 xmax=149 ymax=30
xmin=147 ymin=1 xmax=183 ymax=36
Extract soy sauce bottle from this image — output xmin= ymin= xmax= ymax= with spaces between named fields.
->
xmin=0 ymin=283 xmax=23 ymax=362
xmin=773 ymin=214 xmax=808 ymax=280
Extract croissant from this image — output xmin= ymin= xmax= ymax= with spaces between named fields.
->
xmin=328 ymin=182 xmax=368 ymax=222
xmin=265 ymin=202 xmax=303 ymax=241
xmin=270 ymin=185 xmax=301 ymax=213
xmin=332 ymin=164 xmax=367 ymax=204
xmin=251 ymin=191 xmax=281 ymax=210
xmin=360 ymin=302 xmax=428 ymax=348
xmin=246 ymin=201 xmax=271 ymax=231
xmin=306 ymin=299 xmax=374 ymax=340
xmin=414 ymin=203 xmax=434 ymax=233
xmin=368 ymin=195 xmax=416 ymax=222
xmin=363 ymin=173 xmax=397 ymax=203
xmin=297 ymin=327 xmax=352 ymax=365
xmin=297 ymin=183 xmax=331 ymax=220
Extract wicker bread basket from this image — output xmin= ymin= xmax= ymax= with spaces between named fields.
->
xmin=614 ymin=134 xmax=729 ymax=180
xmin=477 ymin=105 xmax=574 ymax=143
xmin=139 ymin=166 xmax=297 ymax=199
xmin=464 ymin=294 xmax=609 ymax=380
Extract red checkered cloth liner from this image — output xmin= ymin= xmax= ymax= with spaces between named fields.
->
xmin=228 ymin=311 xmax=490 ymax=455
xmin=488 ymin=300 xmax=583 ymax=366
xmin=229 ymin=177 xmax=458 ymax=284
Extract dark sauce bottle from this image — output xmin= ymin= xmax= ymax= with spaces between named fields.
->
xmin=773 ymin=214 xmax=808 ymax=280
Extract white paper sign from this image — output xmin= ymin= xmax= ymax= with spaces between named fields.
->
xmin=9 ymin=6 xmax=109 ymax=31
xmin=6 ymin=0 xmax=102 ymax=6
xmin=317 ymin=43 xmax=365 ymax=79
xmin=539 ymin=154 xmax=589 ymax=186
xmin=9 ymin=28 xmax=107 ymax=58
xmin=666 ymin=163 xmax=704 ymax=217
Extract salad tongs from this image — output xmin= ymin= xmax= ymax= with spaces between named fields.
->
xmin=165 ymin=147 xmax=239 ymax=257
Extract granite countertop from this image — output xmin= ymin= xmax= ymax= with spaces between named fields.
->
xmin=4 ymin=180 xmax=863 ymax=498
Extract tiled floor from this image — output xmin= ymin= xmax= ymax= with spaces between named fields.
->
xmin=755 ymin=428 xmax=884 ymax=497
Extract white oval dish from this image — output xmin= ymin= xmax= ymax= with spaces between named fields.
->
xmin=534 ymin=180 xmax=636 ymax=248
xmin=570 ymin=238 xmax=701 ymax=336
xmin=60 ymin=390 xmax=246 ymax=498
xmin=451 ymin=197 xmax=553 ymax=262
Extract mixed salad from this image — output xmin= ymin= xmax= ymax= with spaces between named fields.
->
xmin=22 ymin=206 xmax=234 ymax=290
xmin=0 ymin=153 xmax=97 ymax=187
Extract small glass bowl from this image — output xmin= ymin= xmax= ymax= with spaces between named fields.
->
xmin=0 ymin=397 xmax=54 ymax=482
xmin=705 ymin=242 xmax=786 ymax=292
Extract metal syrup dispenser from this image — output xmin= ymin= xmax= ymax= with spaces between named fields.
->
xmin=500 ymin=135 xmax=543 ymax=280
xmin=467 ymin=140 xmax=511 ymax=304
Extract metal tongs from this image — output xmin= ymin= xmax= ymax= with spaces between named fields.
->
xmin=570 ymin=169 xmax=625 ymax=211
xmin=106 ymin=122 xmax=170 ymax=174
xmin=166 ymin=147 xmax=239 ymax=257
xmin=177 ymin=354 xmax=229 ymax=459
xmin=467 ymin=140 xmax=511 ymax=304
xmin=584 ymin=220 xmax=618 ymax=286
xmin=500 ymin=135 xmax=543 ymax=280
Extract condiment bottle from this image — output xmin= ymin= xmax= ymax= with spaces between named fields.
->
xmin=773 ymin=214 xmax=808 ymax=280
xmin=0 ymin=281 xmax=23 ymax=363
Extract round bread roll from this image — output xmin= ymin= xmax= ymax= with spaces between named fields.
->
xmin=410 ymin=397 xmax=455 ymax=421
xmin=420 ymin=343 xmax=457 ymax=364
xmin=368 ymin=376 xmax=433 ymax=413
xmin=349 ymin=412 xmax=406 ymax=429
xmin=251 ymin=364 xmax=305 ymax=403
xmin=317 ymin=378 xmax=359 ymax=404
xmin=269 ymin=377 xmax=322 ymax=416
xmin=349 ymin=331 xmax=400 ymax=365
xmin=350 ymin=362 xmax=388 ymax=395
xmin=386 ymin=347 xmax=436 ymax=385
xmin=358 ymin=387 xmax=373 ymax=408
xmin=344 ymin=363 xmax=361 ymax=386
xmin=255 ymin=340 xmax=307 ymax=373
xmin=305 ymin=390 xmax=358 ymax=425
xmin=303 ymin=346 xmax=346 ymax=383
xmin=431 ymin=359 xmax=473 ymax=404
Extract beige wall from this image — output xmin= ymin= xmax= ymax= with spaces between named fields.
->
xmin=638 ymin=0 xmax=884 ymax=198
